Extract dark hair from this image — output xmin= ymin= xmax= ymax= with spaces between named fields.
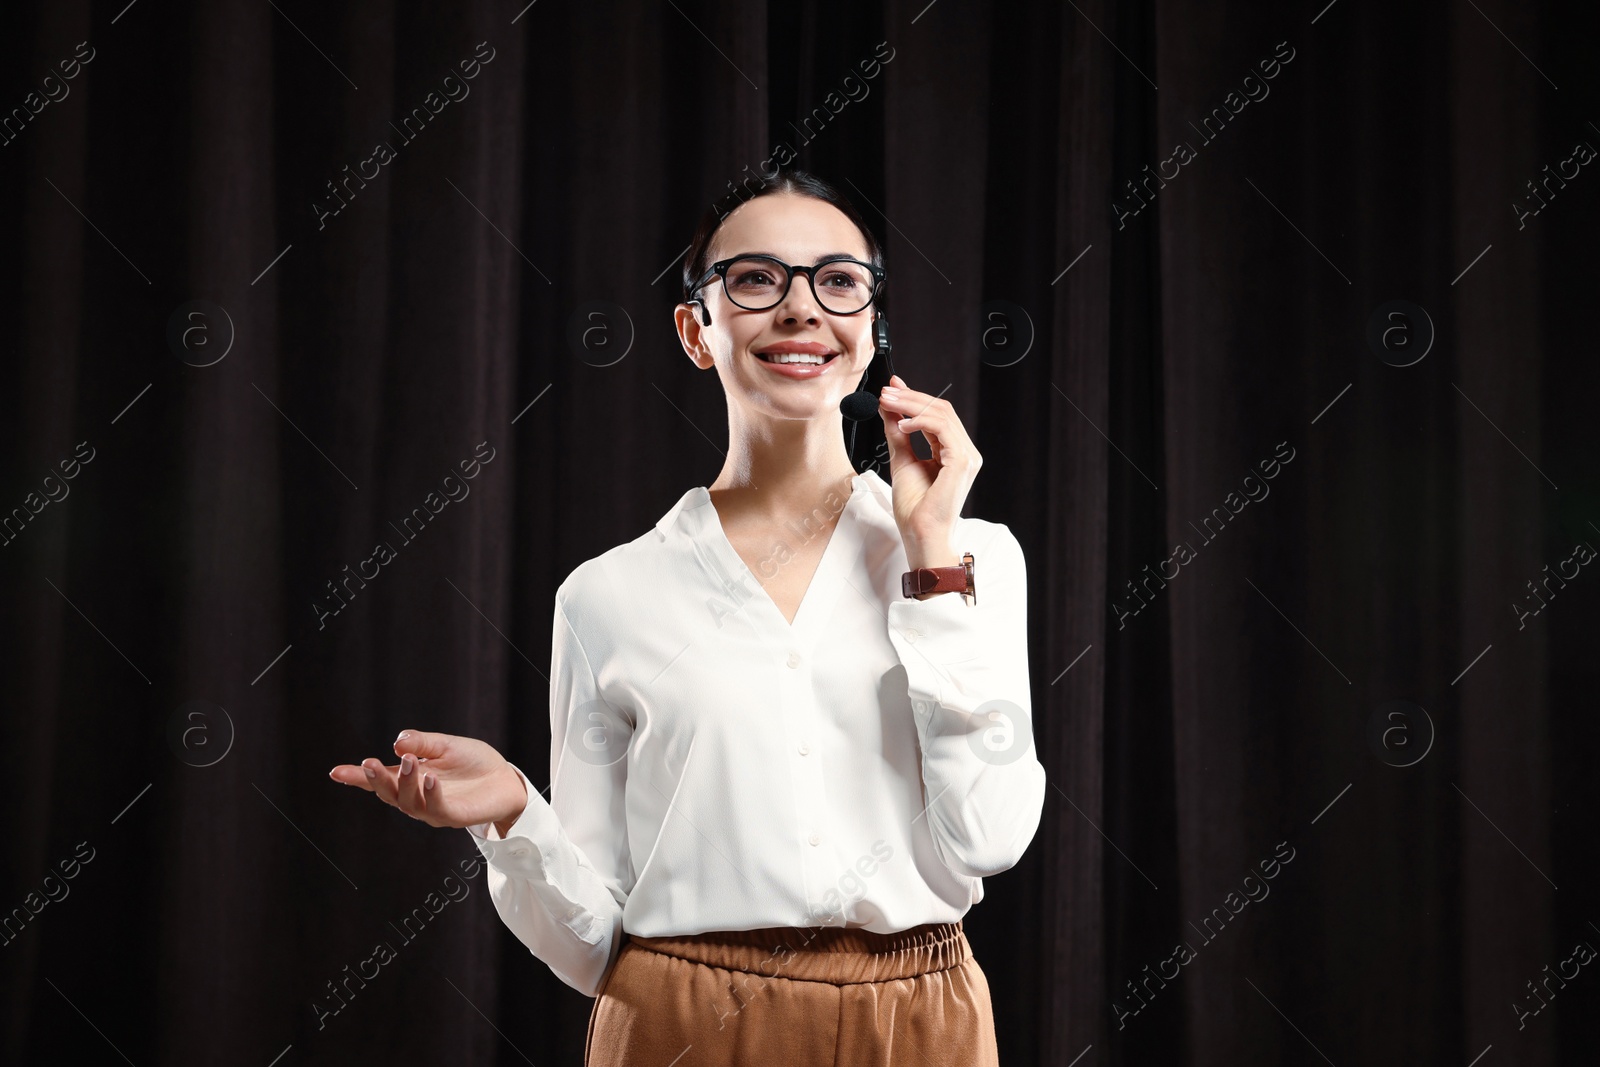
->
xmin=680 ymin=169 xmax=886 ymax=307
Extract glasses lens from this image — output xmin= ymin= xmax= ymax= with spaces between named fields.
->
xmin=812 ymin=260 xmax=877 ymax=314
xmin=723 ymin=257 xmax=789 ymax=309
xmin=722 ymin=257 xmax=877 ymax=313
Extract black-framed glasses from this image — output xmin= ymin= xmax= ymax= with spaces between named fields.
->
xmin=688 ymin=255 xmax=885 ymax=316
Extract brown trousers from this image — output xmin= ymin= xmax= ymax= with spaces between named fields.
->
xmin=584 ymin=920 xmax=1000 ymax=1066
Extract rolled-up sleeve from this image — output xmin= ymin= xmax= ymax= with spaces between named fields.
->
xmin=886 ymin=522 xmax=1047 ymax=879
xmin=464 ymin=593 xmax=631 ymax=997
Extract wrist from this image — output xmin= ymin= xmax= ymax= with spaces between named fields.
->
xmin=905 ymin=545 xmax=960 ymax=571
xmin=904 ymin=526 xmax=955 ymax=565
xmin=492 ymin=766 xmax=529 ymax=837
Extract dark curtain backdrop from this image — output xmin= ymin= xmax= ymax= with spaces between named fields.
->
xmin=4 ymin=1 xmax=1597 ymax=1064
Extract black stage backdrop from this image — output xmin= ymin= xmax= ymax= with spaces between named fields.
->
xmin=3 ymin=1 xmax=1598 ymax=1064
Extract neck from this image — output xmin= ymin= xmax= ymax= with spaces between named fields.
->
xmin=708 ymin=417 xmax=859 ymax=520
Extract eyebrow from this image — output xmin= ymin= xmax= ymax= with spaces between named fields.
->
xmin=730 ymin=250 xmax=865 ymax=263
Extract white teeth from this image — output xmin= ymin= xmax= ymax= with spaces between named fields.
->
xmin=764 ymin=352 xmax=829 ymax=365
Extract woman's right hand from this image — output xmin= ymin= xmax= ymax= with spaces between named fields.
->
xmin=329 ymin=730 xmax=529 ymax=835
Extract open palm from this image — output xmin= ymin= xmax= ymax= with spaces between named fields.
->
xmin=329 ymin=730 xmax=528 ymax=831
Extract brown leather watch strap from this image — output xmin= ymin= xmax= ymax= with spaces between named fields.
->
xmin=901 ymin=551 xmax=976 ymax=604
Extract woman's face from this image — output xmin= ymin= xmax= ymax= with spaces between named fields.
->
xmin=676 ymin=192 xmax=877 ymax=425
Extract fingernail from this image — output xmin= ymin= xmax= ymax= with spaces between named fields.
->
xmin=328 ymin=768 xmax=338 ymax=780
xmin=364 ymin=766 xmax=376 ymax=780
xmin=396 ymin=731 xmax=410 ymax=743
xmin=401 ymin=756 xmax=414 ymax=775
xmin=424 ymin=773 xmax=435 ymax=791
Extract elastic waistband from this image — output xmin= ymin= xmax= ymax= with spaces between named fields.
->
xmin=623 ymin=920 xmax=970 ymax=985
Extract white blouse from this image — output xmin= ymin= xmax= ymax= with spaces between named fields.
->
xmin=464 ymin=467 xmax=1046 ymax=997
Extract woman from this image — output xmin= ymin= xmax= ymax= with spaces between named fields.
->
xmin=330 ymin=169 xmax=1047 ymax=1065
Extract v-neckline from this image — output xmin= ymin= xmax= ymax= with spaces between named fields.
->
xmin=696 ymin=473 xmax=868 ymax=637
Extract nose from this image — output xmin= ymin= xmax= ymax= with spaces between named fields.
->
xmin=774 ymin=272 xmax=823 ymax=324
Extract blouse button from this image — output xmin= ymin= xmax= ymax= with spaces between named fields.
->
xmin=905 ymin=627 xmax=921 ymax=642
xmin=808 ymin=831 xmax=821 ymax=846
xmin=797 ymin=742 xmax=810 ymax=756
xmin=786 ymin=650 xmax=802 ymax=668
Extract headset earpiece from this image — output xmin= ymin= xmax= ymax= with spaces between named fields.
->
xmin=872 ymin=310 xmax=891 ymax=361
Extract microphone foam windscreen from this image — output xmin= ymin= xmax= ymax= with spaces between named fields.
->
xmin=839 ymin=391 xmax=879 ymax=422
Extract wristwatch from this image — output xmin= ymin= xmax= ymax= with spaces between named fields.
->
xmin=901 ymin=551 xmax=976 ymax=605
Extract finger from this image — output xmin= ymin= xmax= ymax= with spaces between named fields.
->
xmin=895 ymin=410 xmax=950 ymax=465
xmin=878 ymin=399 xmax=918 ymax=473
xmin=363 ymin=757 xmax=402 ymax=807
xmin=408 ymin=754 xmax=431 ymax=812
xmin=878 ymin=395 xmax=909 ymax=443
xmin=396 ymin=751 xmax=428 ymax=819
xmin=900 ymin=404 xmax=978 ymax=466
xmin=894 ymin=410 xmax=952 ymax=439
xmin=402 ymin=753 xmax=436 ymax=821
xmin=346 ymin=758 xmax=388 ymax=795
xmin=394 ymin=729 xmax=452 ymax=762
xmin=413 ymin=766 xmax=441 ymax=826
xmin=880 ymin=378 xmax=942 ymax=418
xmin=880 ymin=388 xmax=953 ymax=461
xmin=877 ymin=388 xmax=942 ymax=439
xmin=329 ymin=764 xmax=375 ymax=789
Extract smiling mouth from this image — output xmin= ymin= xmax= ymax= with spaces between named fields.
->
xmin=756 ymin=352 xmax=839 ymax=364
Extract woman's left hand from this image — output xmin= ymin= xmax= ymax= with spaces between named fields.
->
xmin=876 ymin=373 xmax=982 ymax=567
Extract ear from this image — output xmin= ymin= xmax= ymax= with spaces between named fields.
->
xmin=673 ymin=302 xmax=716 ymax=370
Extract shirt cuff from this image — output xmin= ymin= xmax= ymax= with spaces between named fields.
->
xmin=886 ymin=588 xmax=981 ymax=689
xmin=463 ymin=763 xmax=561 ymax=878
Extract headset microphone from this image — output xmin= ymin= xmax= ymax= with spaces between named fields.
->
xmin=840 ymin=310 xmax=893 ymax=469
